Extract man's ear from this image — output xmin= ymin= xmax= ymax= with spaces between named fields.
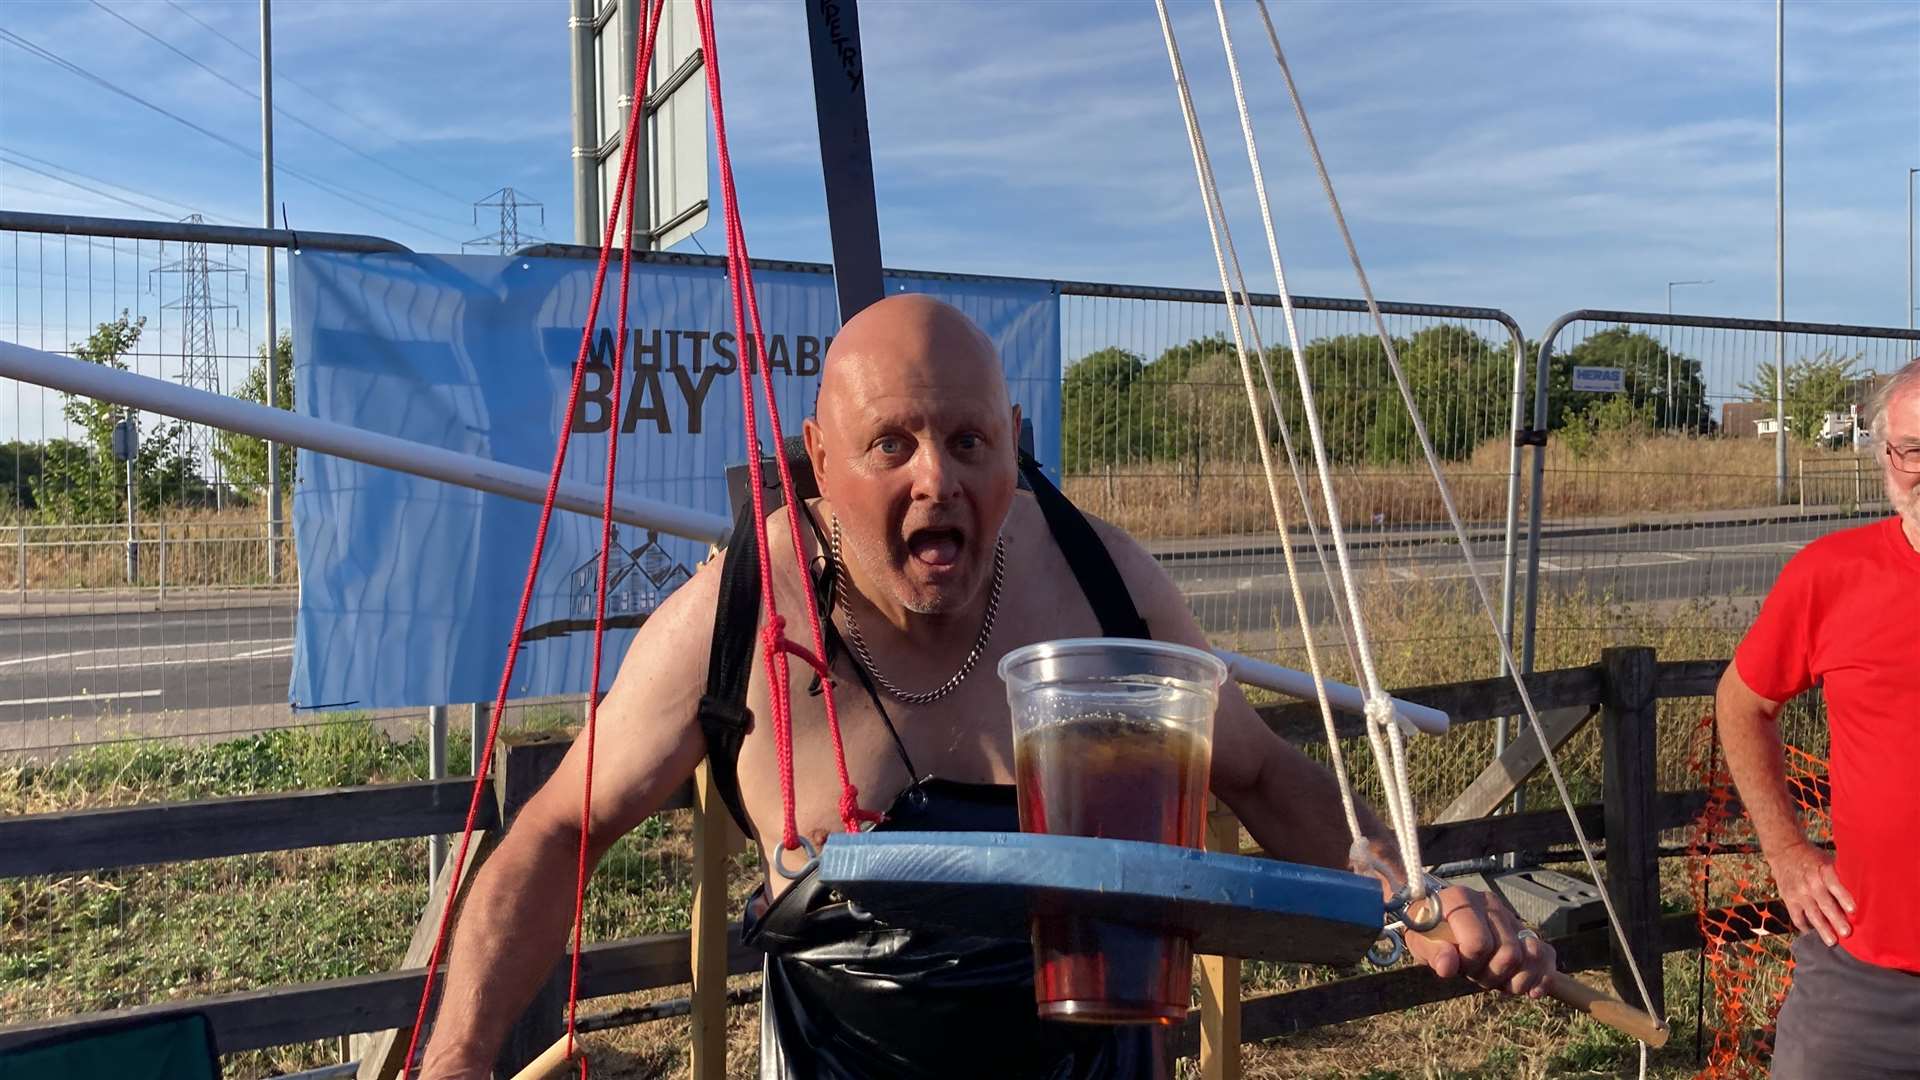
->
xmin=803 ymin=417 xmax=829 ymax=499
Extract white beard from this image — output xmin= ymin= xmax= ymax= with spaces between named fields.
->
xmin=1889 ymin=472 xmax=1920 ymax=537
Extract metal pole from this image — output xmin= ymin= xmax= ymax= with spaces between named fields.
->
xmin=1908 ymin=168 xmax=1915 ymax=331
xmin=470 ymin=701 xmax=486 ymax=775
xmin=805 ymin=0 xmax=886 ymax=321
xmin=1774 ymin=0 xmax=1787 ymax=503
xmin=570 ymin=0 xmax=598 ymax=245
xmin=1664 ymin=280 xmax=1710 ymax=430
xmin=429 ymin=704 xmax=448 ymax=889
xmin=261 ymin=0 xmax=282 ymax=579
xmin=124 ymin=444 xmax=137 ymax=585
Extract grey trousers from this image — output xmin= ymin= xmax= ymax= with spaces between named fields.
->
xmin=1771 ymin=935 xmax=1920 ymax=1079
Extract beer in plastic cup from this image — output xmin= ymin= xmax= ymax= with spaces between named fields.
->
xmin=999 ymin=638 xmax=1226 ymax=1024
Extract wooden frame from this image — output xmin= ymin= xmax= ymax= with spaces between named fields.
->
xmin=0 ymin=653 xmax=1767 ymax=1077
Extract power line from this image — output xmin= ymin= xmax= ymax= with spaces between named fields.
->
xmin=0 ymin=154 xmax=196 ymax=221
xmin=0 ymin=145 xmax=226 ymax=222
xmin=97 ymin=1 xmax=473 ymax=209
xmin=0 ymin=27 xmax=464 ymax=245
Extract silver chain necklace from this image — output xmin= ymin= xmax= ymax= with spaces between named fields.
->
xmin=832 ymin=516 xmax=1006 ymax=706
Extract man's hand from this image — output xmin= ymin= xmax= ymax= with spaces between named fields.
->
xmin=1767 ymin=841 xmax=1854 ymax=947
xmin=1402 ymin=885 xmax=1556 ymax=999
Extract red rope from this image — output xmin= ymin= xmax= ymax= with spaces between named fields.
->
xmin=397 ymin=0 xmax=661 ymax=1074
xmin=692 ymin=0 xmax=876 ymax=846
xmin=405 ymin=4 xmax=873 ymax=1073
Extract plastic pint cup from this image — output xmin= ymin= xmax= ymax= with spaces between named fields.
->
xmin=999 ymin=638 xmax=1228 ymax=1025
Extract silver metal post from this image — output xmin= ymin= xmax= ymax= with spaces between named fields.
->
xmin=469 ymin=701 xmax=486 ymax=775
xmin=1664 ymin=280 xmax=1710 ymax=429
xmin=124 ymin=450 xmax=137 ymax=584
xmin=1908 ymin=167 xmax=1916 ymax=331
xmin=1774 ymin=0 xmax=1787 ymax=503
xmin=570 ymin=0 xmax=597 ymax=245
xmin=428 ymin=704 xmax=448 ymax=888
xmin=261 ymin=0 xmax=282 ymax=579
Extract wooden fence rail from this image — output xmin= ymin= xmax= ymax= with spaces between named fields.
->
xmin=0 ymin=649 xmax=1756 ymax=1078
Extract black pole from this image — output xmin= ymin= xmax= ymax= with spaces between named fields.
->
xmin=805 ymin=0 xmax=885 ymax=322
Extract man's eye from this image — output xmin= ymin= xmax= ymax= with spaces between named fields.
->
xmin=875 ymin=437 xmax=904 ymax=455
xmin=955 ymin=433 xmax=982 ymax=451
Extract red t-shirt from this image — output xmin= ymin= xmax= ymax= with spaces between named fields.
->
xmin=1733 ymin=515 xmax=1920 ymax=972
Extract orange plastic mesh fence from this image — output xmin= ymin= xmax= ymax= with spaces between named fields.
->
xmin=1686 ymin=712 xmax=1831 ymax=1079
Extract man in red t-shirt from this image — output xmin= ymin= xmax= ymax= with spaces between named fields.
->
xmin=1718 ymin=357 xmax=1920 ymax=1078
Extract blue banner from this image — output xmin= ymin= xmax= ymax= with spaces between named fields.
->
xmin=288 ymin=252 xmax=1060 ymax=710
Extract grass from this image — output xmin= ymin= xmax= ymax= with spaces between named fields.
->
xmin=1 ymin=585 xmax=1820 ymax=1079
xmin=1064 ymin=432 xmax=1870 ymax=541
xmin=0 ymin=508 xmax=294 ymax=592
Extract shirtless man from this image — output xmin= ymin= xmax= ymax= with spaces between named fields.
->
xmin=419 ymin=295 xmax=1556 ymax=1079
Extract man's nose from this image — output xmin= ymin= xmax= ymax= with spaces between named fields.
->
xmin=909 ymin=445 xmax=961 ymax=501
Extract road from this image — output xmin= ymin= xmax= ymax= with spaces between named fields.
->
xmin=0 ymin=514 xmax=1867 ymax=731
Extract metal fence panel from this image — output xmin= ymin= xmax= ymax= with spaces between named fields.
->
xmin=1056 ymin=282 xmax=1530 ymax=809
xmin=1520 ymin=310 xmax=1920 ymax=673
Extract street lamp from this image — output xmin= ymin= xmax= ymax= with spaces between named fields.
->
xmin=1665 ymin=279 xmax=1712 ymax=428
xmin=1908 ymin=167 xmax=1917 ymax=331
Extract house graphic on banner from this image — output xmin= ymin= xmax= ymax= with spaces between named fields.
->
xmin=568 ymin=528 xmax=695 ymax=619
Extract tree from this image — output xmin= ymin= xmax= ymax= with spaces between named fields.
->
xmin=32 ymin=312 xmax=205 ymax=523
xmin=1738 ymin=351 xmax=1865 ymax=444
xmin=214 ymin=332 xmax=295 ymax=499
xmin=1540 ymin=327 xmax=1708 ymax=435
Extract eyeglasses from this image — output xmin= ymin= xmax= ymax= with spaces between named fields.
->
xmin=1888 ymin=443 xmax=1920 ymax=474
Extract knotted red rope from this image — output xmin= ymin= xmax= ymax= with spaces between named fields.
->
xmin=403 ymin=3 xmax=872 ymax=1074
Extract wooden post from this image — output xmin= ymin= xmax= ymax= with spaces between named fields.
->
xmin=1599 ymin=646 xmax=1664 ymax=1019
xmin=1197 ymin=801 xmax=1242 ymax=1080
xmin=688 ymin=759 xmax=739 ymax=1080
xmin=493 ymin=733 xmax=574 ymax=1080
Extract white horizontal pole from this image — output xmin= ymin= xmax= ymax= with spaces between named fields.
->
xmin=1212 ymin=649 xmax=1450 ymax=735
xmin=3 ymin=337 xmax=1449 ymax=734
xmin=0 ymin=338 xmax=734 ymax=546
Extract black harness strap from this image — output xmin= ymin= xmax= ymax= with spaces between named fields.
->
xmin=694 ymin=504 xmax=768 ymax=837
xmin=1017 ymin=451 xmax=1152 ymax=641
xmin=696 ymin=453 xmax=1150 ymax=838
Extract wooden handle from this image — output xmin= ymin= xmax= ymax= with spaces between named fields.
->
xmin=1412 ymin=922 xmax=1670 ymax=1048
xmin=505 ymin=1035 xmax=575 ymax=1080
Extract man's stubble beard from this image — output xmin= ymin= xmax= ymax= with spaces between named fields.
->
xmin=838 ymin=521 xmax=979 ymax=617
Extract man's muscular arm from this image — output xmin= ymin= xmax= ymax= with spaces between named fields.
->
xmin=1715 ymin=663 xmax=1853 ymax=946
xmin=1091 ymin=516 xmax=1552 ymax=998
xmin=418 ymin=556 xmax=723 ymax=1079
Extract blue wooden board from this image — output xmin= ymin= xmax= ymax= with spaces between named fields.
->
xmin=817 ymin=832 xmax=1384 ymax=966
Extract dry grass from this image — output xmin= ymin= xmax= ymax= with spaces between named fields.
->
xmin=0 ymin=507 xmax=292 ymax=591
xmin=1064 ymin=434 xmax=1868 ymax=540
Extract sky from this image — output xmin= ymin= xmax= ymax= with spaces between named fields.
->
xmin=1 ymin=0 xmax=1917 ymax=369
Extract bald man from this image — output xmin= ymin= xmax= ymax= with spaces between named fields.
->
xmin=420 ymin=296 xmax=1554 ymax=1080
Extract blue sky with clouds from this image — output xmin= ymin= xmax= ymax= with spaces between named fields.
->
xmin=2 ymin=0 xmax=1917 ymax=346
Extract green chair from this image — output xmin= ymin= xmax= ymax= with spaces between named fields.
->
xmin=0 ymin=1013 xmax=219 ymax=1080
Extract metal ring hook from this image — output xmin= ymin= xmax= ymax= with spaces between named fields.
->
xmin=1366 ymin=925 xmax=1406 ymax=968
xmin=773 ymin=833 xmax=820 ymax=880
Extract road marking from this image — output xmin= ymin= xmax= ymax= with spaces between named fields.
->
xmin=0 ymin=637 xmax=292 ymax=669
xmin=0 ymin=689 xmax=162 ymax=708
xmin=231 ymin=643 xmax=294 ymax=659
xmin=73 ymin=644 xmax=295 ymax=672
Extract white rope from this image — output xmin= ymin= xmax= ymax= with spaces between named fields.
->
xmin=1241 ymin=0 xmax=1662 ymax=1047
xmin=1152 ymin=0 xmax=1422 ymax=880
xmin=1190 ymin=0 xmax=1426 ymax=886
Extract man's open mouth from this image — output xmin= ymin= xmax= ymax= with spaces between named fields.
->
xmin=905 ymin=526 xmax=966 ymax=568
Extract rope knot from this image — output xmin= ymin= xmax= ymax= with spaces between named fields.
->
xmin=839 ymin=785 xmax=883 ymax=828
xmin=1364 ymin=691 xmax=1418 ymax=738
